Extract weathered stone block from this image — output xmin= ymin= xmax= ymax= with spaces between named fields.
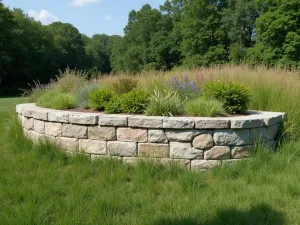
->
xmin=107 ymin=141 xmax=137 ymax=157
xmin=193 ymin=118 xmax=230 ymax=129
xmin=98 ymin=115 xmax=129 ymax=126
xmin=163 ymin=117 xmax=194 ymax=129
xmin=267 ymin=123 xmax=281 ymax=140
xmin=148 ymin=129 xmax=168 ymax=143
xmin=21 ymin=104 xmax=49 ymax=120
xmin=193 ymin=134 xmax=214 ymax=149
xmin=138 ymin=143 xmax=169 ymax=158
xmin=231 ymin=118 xmax=264 ymax=128
xmin=56 ymin=137 xmax=79 ymax=151
xmin=79 ymin=139 xmax=106 ymax=155
xmin=249 ymin=127 xmax=268 ymax=144
xmin=45 ymin=122 xmax=62 ymax=137
xmin=117 ymin=128 xmax=147 ymax=142
xmin=69 ymin=113 xmax=99 ymax=125
xmin=91 ymin=155 xmax=122 ymax=161
xmin=23 ymin=117 xmax=34 ymax=130
xmin=48 ymin=111 xmax=69 ymax=123
xmin=165 ymin=129 xmax=201 ymax=142
xmin=213 ymin=129 xmax=249 ymax=146
xmin=62 ymin=124 xmax=88 ymax=139
xmin=39 ymin=134 xmax=56 ymax=142
xmin=34 ymin=119 xmax=45 ymax=134
xmin=128 ymin=116 xmax=166 ymax=128
xmin=88 ymin=126 xmax=116 ymax=141
xmin=231 ymin=145 xmax=256 ymax=159
xmin=204 ymin=146 xmax=230 ymax=160
xmin=191 ymin=160 xmax=221 ymax=171
xmin=170 ymin=142 xmax=203 ymax=159
xmin=263 ymin=115 xmax=283 ymax=126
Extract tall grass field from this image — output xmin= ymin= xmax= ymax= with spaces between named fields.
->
xmin=2 ymin=66 xmax=300 ymax=224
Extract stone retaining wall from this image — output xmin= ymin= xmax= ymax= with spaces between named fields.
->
xmin=16 ymin=104 xmax=286 ymax=171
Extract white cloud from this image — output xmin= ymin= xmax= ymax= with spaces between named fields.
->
xmin=72 ymin=0 xmax=100 ymax=6
xmin=104 ymin=16 xmax=112 ymax=21
xmin=28 ymin=10 xmax=59 ymax=25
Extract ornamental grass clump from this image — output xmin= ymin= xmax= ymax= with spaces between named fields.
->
xmin=113 ymin=78 xmax=138 ymax=95
xmin=145 ymin=89 xmax=184 ymax=116
xmin=204 ymin=80 xmax=251 ymax=114
xmin=75 ymin=83 xmax=101 ymax=109
xmin=184 ymin=97 xmax=225 ymax=117
xmin=37 ymin=91 xmax=76 ymax=110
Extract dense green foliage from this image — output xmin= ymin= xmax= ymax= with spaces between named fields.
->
xmin=145 ymin=89 xmax=184 ymax=116
xmin=112 ymin=78 xmax=138 ymax=95
xmin=120 ymin=89 xmax=150 ymax=114
xmin=89 ymin=89 xmax=115 ymax=110
xmin=104 ymin=95 xmax=123 ymax=114
xmin=37 ymin=91 xmax=76 ymax=110
xmin=204 ymin=80 xmax=251 ymax=114
xmin=1 ymin=0 xmax=299 ymax=95
xmin=185 ymin=97 xmax=225 ymax=117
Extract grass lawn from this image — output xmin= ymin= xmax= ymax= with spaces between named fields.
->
xmin=1 ymin=84 xmax=300 ymax=224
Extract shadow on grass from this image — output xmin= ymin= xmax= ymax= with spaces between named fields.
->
xmin=156 ymin=204 xmax=285 ymax=225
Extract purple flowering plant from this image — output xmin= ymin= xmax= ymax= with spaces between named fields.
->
xmin=167 ymin=75 xmax=202 ymax=100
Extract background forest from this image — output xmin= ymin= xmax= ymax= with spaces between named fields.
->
xmin=0 ymin=0 xmax=299 ymax=95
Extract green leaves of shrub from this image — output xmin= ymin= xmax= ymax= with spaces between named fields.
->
xmin=113 ymin=78 xmax=138 ymax=95
xmin=185 ymin=97 xmax=225 ymax=117
xmin=204 ymin=80 xmax=251 ymax=114
xmin=145 ymin=90 xmax=184 ymax=116
xmin=90 ymin=89 xmax=114 ymax=110
xmin=37 ymin=91 xmax=76 ymax=110
xmin=105 ymin=96 xmax=123 ymax=114
xmin=120 ymin=89 xmax=150 ymax=114
xmin=75 ymin=83 xmax=101 ymax=109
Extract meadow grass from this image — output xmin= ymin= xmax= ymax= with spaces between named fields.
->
xmin=2 ymin=66 xmax=300 ymax=224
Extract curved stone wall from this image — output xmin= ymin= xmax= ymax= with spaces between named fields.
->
xmin=16 ymin=103 xmax=286 ymax=171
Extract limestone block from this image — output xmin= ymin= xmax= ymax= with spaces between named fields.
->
xmin=88 ymin=126 xmax=116 ymax=141
xmin=62 ymin=124 xmax=88 ymax=139
xmin=204 ymin=146 xmax=230 ymax=160
xmin=21 ymin=104 xmax=49 ymax=120
xmin=34 ymin=119 xmax=45 ymax=134
xmin=128 ymin=116 xmax=166 ymax=128
xmin=148 ymin=129 xmax=168 ymax=143
xmin=69 ymin=113 xmax=99 ymax=125
xmin=39 ymin=134 xmax=56 ymax=143
xmin=165 ymin=129 xmax=201 ymax=142
xmin=192 ymin=118 xmax=230 ymax=129
xmin=91 ymin=155 xmax=122 ymax=161
xmin=170 ymin=142 xmax=203 ymax=159
xmin=23 ymin=117 xmax=34 ymax=130
xmin=213 ymin=129 xmax=249 ymax=146
xmin=79 ymin=139 xmax=106 ymax=155
xmin=249 ymin=127 xmax=268 ymax=144
xmin=193 ymin=134 xmax=214 ymax=149
xmin=230 ymin=117 xmax=263 ymax=128
xmin=231 ymin=145 xmax=256 ymax=159
xmin=117 ymin=128 xmax=147 ymax=142
xmin=267 ymin=123 xmax=281 ymax=140
xmin=263 ymin=115 xmax=283 ymax=126
xmin=48 ymin=111 xmax=69 ymax=123
xmin=98 ymin=115 xmax=129 ymax=126
xmin=191 ymin=160 xmax=221 ymax=171
xmin=163 ymin=117 xmax=194 ymax=129
xmin=138 ymin=143 xmax=169 ymax=158
xmin=107 ymin=141 xmax=137 ymax=157
xmin=56 ymin=137 xmax=79 ymax=151
xmin=45 ymin=122 xmax=62 ymax=137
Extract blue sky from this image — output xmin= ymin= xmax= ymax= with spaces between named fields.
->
xmin=4 ymin=0 xmax=165 ymax=36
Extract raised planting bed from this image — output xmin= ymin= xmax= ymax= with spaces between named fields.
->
xmin=16 ymin=103 xmax=286 ymax=171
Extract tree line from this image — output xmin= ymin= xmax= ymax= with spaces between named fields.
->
xmin=0 ymin=0 xmax=299 ymax=95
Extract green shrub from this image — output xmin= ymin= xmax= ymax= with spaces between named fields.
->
xmin=145 ymin=90 xmax=184 ymax=116
xmin=89 ymin=89 xmax=115 ymax=110
xmin=121 ymin=89 xmax=150 ymax=114
xmin=75 ymin=83 xmax=101 ymax=109
xmin=105 ymin=96 xmax=123 ymax=114
xmin=55 ymin=68 xmax=88 ymax=94
xmin=203 ymin=80 xmax=251 ymax=114
xmin=184 ymin=97 xmax=225 ymax=117
xmin=113 ymin=78 xmax=138 ymax=95
xmin=37 ymin=91 xmax=76 ymax=110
